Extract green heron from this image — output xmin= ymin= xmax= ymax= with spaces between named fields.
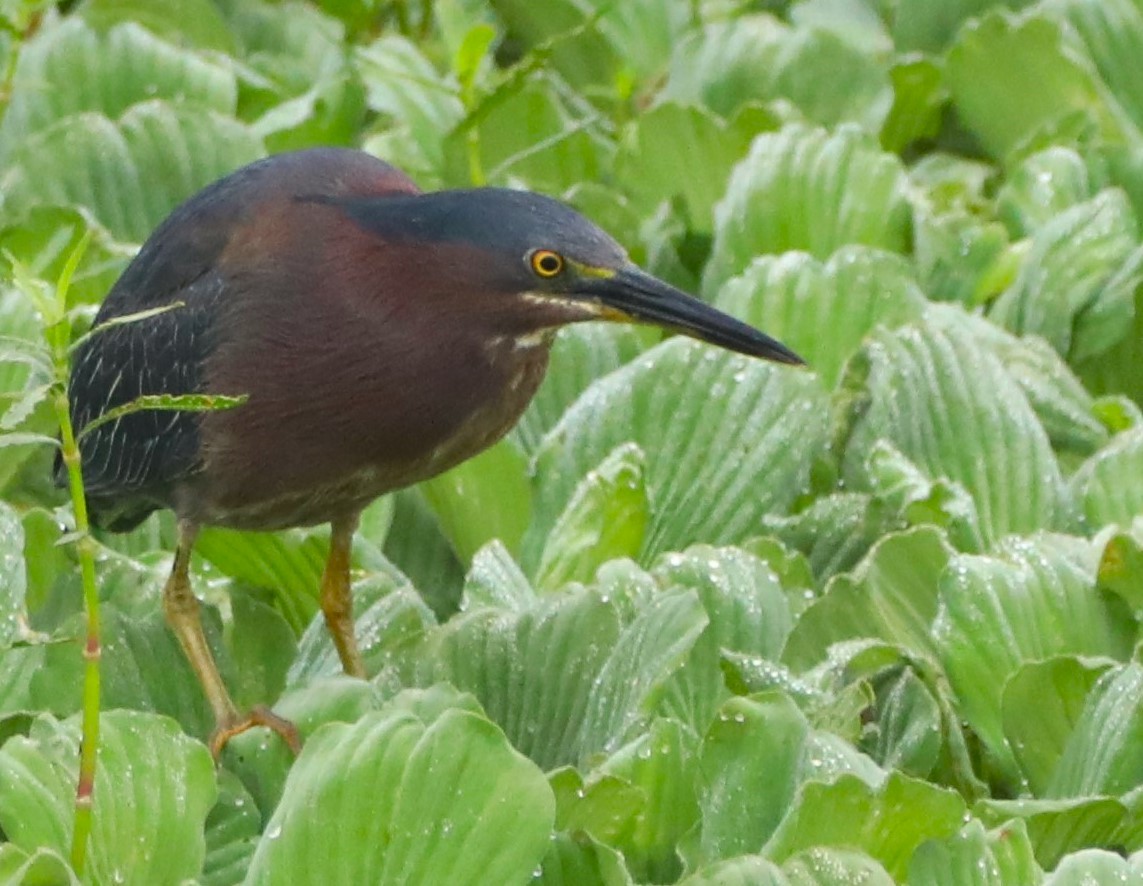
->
xmin=62 ymin=148 xmax=802 ymax=754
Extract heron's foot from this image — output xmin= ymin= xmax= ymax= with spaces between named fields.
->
xmin=209 ymin=704 xmax=302 ymax=759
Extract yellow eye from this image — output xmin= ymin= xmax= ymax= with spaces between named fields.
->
xmin=530 ymin=249 xmax=565 ymax=278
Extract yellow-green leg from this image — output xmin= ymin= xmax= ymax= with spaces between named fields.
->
xmin=162 ymin=521 xmax=301 ymax=757
xmin=320 ymin=512 xmax=365 ymax=678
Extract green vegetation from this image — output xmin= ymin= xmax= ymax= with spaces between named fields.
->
xmin=3 ymin=0 xmax=1143 ymax=882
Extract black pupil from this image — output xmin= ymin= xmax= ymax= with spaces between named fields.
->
xmin=539 ymin=254 xmax=560 ymax=273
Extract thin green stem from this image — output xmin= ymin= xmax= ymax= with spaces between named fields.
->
xmin=30 ymin=230 xmax=101 ymax=875
xmin=56 ymin=390 xmax=101 ymax=874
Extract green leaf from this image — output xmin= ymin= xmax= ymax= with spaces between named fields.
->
xmin=420 ymin=437 xmax=531 ymax=563
xmin=974 ymin=797 xmax=1128 ymax=871
xmin=413 ymin=589 xmax=620 ymax=768
xmin=782 ymin=847 xmax=895 ymax=884
xmin=863 ymin=441 xmax=983 ymax=551
xmin=245 ymin=697 xmax=555 ymax=885
xmin=1050 ymin=663 xmax=1143 ymax=798
xmin=907 ymin=818 xmax=1042 ymax=886
xmin=614 ymin=102 xmax=775 ymax=232
xmin=694 ymin=693 xmax=811 ymax=863
xmin=98 ymin=605 xmax=216 ymax=741
xmin=381 ymin=489 xmax=465 ymax=620
xmin=713 ymin=246 xmax=926 ymax=388
xmin=1076 ymin=271 xmax=1143 ymax=406
xmin=865 ymin=667 xmax=942 ymax=778
xmin=201 ymin=770 xmax=261 ymax=886
xmin=990 ymin=190 xmax=1143 ymax=362
xmin=679 ymin=855 xmax=788 ymax=886
xmin=226 ymin=590 xmax=297 ymax=711
xmin=0 ymin=431 xmax=58 ymax=449
xmin=880 ymin=56 xmax=946 ymax=154
xmin=578 ymin=587 xmax=709 ymax=759
xmin=0 ymin=207 xmax=126 ymax=307
xmin=1053 ymin=0 xmax=1143 ymax=135
xmin=704 ymin=123 xmax=912 ymax=294
xmin=1043 ymin=849 xmax=1143 ymax=884
xmin=0 ymin=18 xmax=237 ymax=158
xmin=1002 ymin=656 xmax=1113 ymax=796
xmin=935 ymin=536 xmax=1134 ymax=781
xmin=487 ymin=0 xmax=620 ymax=92
xmin=356 ymin=34 xmax=464 ymax=178
xmin=909 ymin=157 xmax=1015 ymax=307
xmin=945 ymin=9 xmax=1127 ymax=161
xmin=0 ymin=844 xmax=80 ymax=885
xmin=527 ymin=339 xmax=829 ymax=571
xmin=841 ymin=314 xmax=1070 ymax=546
xmin=762 ymin=771 xmax=966 ymax=880
xmin=759 ymin=493 xmax=900 ymax=584
xmin=0 ymin=501 xmax=28 ymax=648
xmin=654 ymin=545 xmax=793 ymax=733
xmin=79 ymin=0 xmax=237 ymax=53
xmin=1072 ymin=428 xmax=1143 ymax=529
xmin=1 ymin=382 xmax=51 ymax=431
xmin=513 ymin=324 xmax=649 ymax=457
xmin=2 ymin=103 xmax=263 ymax=243
xmin=461 ymin=540 xmax=537 ymax=611
xmin=231 ymin=1 xmax=361 ymax=151
xmin=601 ymin=718 xmax=699 ymax=883
xmin=195 ymin=524 xmax=330 ymax=632
xmin=784 ymin=527 xmax=952 ymax=671
xmin=663 ymin=18 xmax=891 ymax=128
xmin=461 ymin=540 xmax=538 ymax=611
xmin=535 ymin=830 xmax=633 ymax=886
xmin=997 ymin=147 xmax=1095 ymax=235
xmin=892 ymin=0 xmax=1038 ymax=53
xmin=549 ymin=767 xmax=643 ymax=846
xmin=940 ymin=310 xmax=1110 ymax=458
xmin=70 ymin=300 xmax=187 ymax=347
xmin=0 ymin=710 xmax=216 ymax=885
xmin=535 ymin=442 xmax=648 ymax=591
xmin=414 ymin=587 xmax=706 ymax=768
xmin=222 ymin=677 xmax=382 ymax=819
xmin=76 ymin=392 xmax=247 ymax=440
xmin=1098 ymin=519 xmax=1143 ymax=610
xmin=452 ymin=24 xmax=496 ymax=95
xmin=443 ymin=71 xmax=611 ymax=192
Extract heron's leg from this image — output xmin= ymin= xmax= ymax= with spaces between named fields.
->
xmin=320 ymin=512 xmax=365 ymax=678
xmin=163 ymin=520 xmax=300 ymax=757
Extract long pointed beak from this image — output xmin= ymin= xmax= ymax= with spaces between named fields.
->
xmin=581 ymin=266 xmax=804 ymax=366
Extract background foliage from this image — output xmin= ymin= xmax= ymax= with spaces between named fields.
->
xmin=3 ymin=0 xmax=1143 ymax=882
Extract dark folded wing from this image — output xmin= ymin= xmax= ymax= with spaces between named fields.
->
xmin=59 ymin=149 xmax=421 ymax=531
xmin=61 ymin=161 xmax=261 ymax=528
xmin=65 ymin=272 xmax=225 ymax=530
